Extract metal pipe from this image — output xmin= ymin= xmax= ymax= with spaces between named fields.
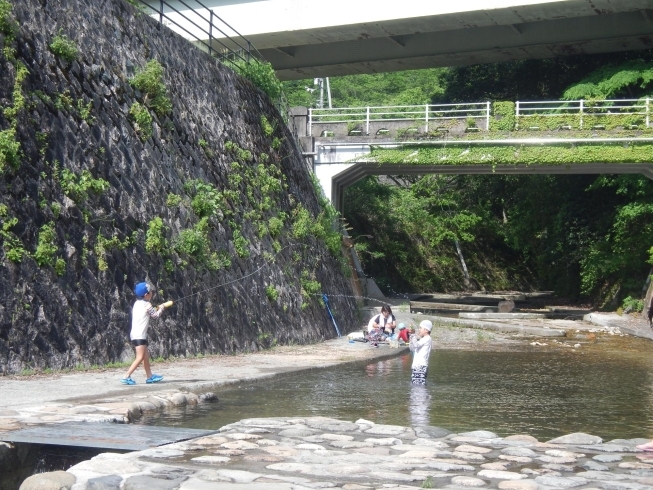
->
xmin=316 ymin=137 xmax=653 ymax=149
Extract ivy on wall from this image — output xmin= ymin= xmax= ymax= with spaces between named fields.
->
xmin=369 ymin=143 xmax=653 ymax=166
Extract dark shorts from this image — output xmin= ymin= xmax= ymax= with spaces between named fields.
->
xmin=131 ymin=339 xmax=148 ymax=347
xmin=412 ymin=365 xmax=428 ymax=385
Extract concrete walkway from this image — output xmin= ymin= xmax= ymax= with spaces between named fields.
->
xmin=0 ymin=339 xmax=407 ymax=431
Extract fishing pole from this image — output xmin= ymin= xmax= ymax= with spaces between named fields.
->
xmin=156 ymin=245 xmax=292 ymax=307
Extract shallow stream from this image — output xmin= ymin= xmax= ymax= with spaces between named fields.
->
xmin=138 ymin=333 xmax=653 ymax=441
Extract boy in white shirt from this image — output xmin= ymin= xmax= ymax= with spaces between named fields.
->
xmin=120 ymin=282 xmax=170 ymax=385
xmin=409 ymin=320 xmax=433 ymax=385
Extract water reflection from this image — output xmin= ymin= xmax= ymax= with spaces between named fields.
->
xmin=139 ymin=335 xmax=653 ymax=440
xmin=409 ymin=385 xmax=431 ymax=428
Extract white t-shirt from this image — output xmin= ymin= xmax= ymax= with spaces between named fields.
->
xmin=367 ymin=313 xmax=396 ymax=333
xmin=131 ymin=299 xmax=163 ymax=340
xmin=409 ymin=334 xmax=432 ymax=368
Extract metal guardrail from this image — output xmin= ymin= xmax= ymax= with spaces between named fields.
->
xmin=309 ymin=99 xmax=652 ymax=135
xmin=309 ymin=103 xmax=490 ymax=135
xmin=516 ymin=99 xmax=651 ymax=129
xmin=133 ymin=1 xmax=303 ymax=150
xmin=135 ymin=0 xmax=264 ymax=63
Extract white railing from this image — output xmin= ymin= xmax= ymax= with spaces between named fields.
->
xmin=307 ymin=98 xmax=652 ymax=135
xmin=309 ymin=102 xmax=491 ymax=135
xmin=516 ymin=99 xmax=651 ymax=129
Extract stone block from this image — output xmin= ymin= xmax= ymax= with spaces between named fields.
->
xmin=19 ymin=471 xmax=75 ymax=490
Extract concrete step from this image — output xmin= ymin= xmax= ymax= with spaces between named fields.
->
xmin=459 ymin=312 xmax=546 ymax=320
xmin=410 ymin=301 xmax=496 ymax=312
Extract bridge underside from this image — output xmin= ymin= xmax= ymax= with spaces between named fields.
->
xmin=257 ymin=5 xmax=653 ymax=80
xmin=331 ymin=163 xmax=653 ymax=213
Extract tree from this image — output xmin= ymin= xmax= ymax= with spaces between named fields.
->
xmin=562 ymin=60 xmax=653 ymax=100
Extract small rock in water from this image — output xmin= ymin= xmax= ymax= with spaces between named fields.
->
xmin=593 ymin=454 xmax=622 ymax=463
xmin=191 ymin=455 xmax=230 ymax=464
xmin=477 ymin=470 xmax=527 ymax=480
xmin=457 ymin=444 xmax=493 ymax=454
xmin=541 ymin=463 xmax=576 ymax=472
xmin=546 ymin=433 xmax=602 ymax=445
xmin=545 ymin=450 xmax=584 ymax=458
xmin=505 ymin=435 xmax=538 ymax=443
xmin=459 ymin=431 xmax=499 ymax=439
xmin=498 ymin=480 xmax=538 ymax=490
xmin=533 ymin=476 xmax=587 ymax=488
xmin=502 ymin=447 xmax=537 ymax=457
xmin=452 ymin=476 xmax=487 ymax=487
xmin=482 ymin=463 xmax=510 ymax=471
xmin=498 ymin=300 xmax=515 ymax=313
xmin=582 ymin=460 xmax=609 ymax=471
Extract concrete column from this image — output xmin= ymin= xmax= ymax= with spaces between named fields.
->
xmin=289 ymin=106 xmax=308 ymax=137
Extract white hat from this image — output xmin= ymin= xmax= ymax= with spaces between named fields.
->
xmin=419 ymin=320 xmax=433 ymax=332
xmin=398 ymin=323 xmax=406 ymax=330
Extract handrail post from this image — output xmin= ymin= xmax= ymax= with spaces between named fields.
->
xmin=579 ymin=99 xmax=584 ymax=129
xmin=308 ymin=108 xmax=312 ymax=137
xmin=425 ymin=104 xmax=429 ymax=133
xmin=515 ymin=101 xmax=520 ymax=130
xmin=159 ymin=0 xmax=163 ymax=28
xmin=247 ymin=41 xmax=251 ymax=62
xmin=486 ymin=101 xmax=490 ymax=131
xmin=366 ymin=106 xmax=370 ymax=135
xmin=647 ymin=97 xmax=651 ymax=128
xmin=208 ymin=10 xmax=214 ymax=57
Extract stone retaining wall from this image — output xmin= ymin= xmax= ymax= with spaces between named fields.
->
xmin=0 ymin=0 xmax=357 ymax=374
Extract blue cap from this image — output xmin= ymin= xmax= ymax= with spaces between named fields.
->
xmin=398 ymin=323 xmax=406 ymax=329
xmin=134 ymin=282 xmax=150 ymax=298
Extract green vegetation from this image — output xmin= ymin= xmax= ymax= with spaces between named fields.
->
xmin=368 ymin=143 xmax=653 ymax=166
xmin=59 ymin=169 xmax=110 ymax=202
xmin=76 ymin=99 xmax=94 ymax=124
xmin=0 ymin=205 xmax=26 ymax=263
xmin=260 ymin=115 xmax=275 ymax=137
xmin=55 ymin=258 xmax=66 ymax=276
xmin=229 ymin=59 xmax=282 ymax=101
xmin=4 ymin=61 xmax=28 ymax=123
xmin=49 ymin=32 xmax=78 ymax=62
xmin=145 ymin=217 xmax=168 ymax=254
xmin=300 ymin=270 xmax=321 ymax=306
xmin=283 ymin=68 xmax=446 ymax=107
xmin=491 ymin=101 xmax=516 ymax=131
xmin=166 ymin=193 xmax=182 ymax=207
xmin=0 ymin=0 xmax=17 ymax=38
xmin=0 ymin=128 xmax=21 ymax=173
xmin=129 ymin=102 xmax=153 ymax=140
xmin=622 ymin=295 xmax=645 ymax=313
xmin=129 ymin=59 xmax=172 ymax=116
xmin=94 ymin=233 xmax=134 ymax=271
xmin=563 ymin=61 xmax=653 ymax=100
xmin=185 ymin=179 xmax=224 ymax=218
xmin=33 ymin=222 xmax=58 ymax=267
xmin=173 ymin=217 xmax=230 ymax=271
xmin=265 ymin=284 xmax=279 ymax=302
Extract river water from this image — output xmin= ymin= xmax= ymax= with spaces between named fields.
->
xmin=138 ymin=334 xmax=653 ymax=441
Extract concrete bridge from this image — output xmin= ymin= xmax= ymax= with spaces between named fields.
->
xmin=148 ymin=0 xmax=653 ymax=79
xmin=287 ymin=100 xmax=653 ymax=212
xmin=284 ymin=99 xmax=653 ymax=300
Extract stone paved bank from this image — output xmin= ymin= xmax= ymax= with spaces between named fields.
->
xmin=21 ymin=416 xmax=653 ymax=490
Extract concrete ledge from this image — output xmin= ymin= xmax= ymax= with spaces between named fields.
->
xmin=433 ymin=316 xmax=566 ymax=337
xmin=459 ymin=313 xmax=546 ymax=320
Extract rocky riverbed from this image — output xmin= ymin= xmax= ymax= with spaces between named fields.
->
xmin=20 ymin=415 xmax=653 ymax=490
